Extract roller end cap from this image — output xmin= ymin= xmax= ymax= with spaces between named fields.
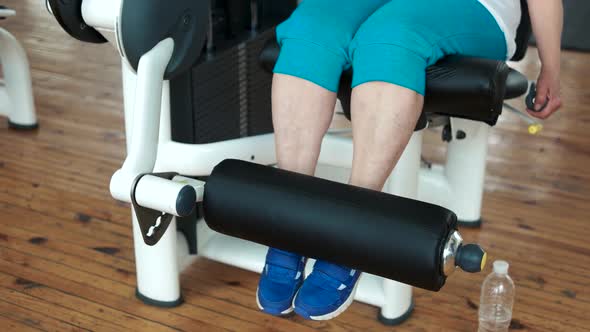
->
xmin=456 ymin=244 xmax=486 ymax=273
xmin=176 ymin=185 xmax=197 ymax=217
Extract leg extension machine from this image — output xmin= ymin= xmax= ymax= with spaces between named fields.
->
xmin=48 ymin=0 xmax=532 ymax=324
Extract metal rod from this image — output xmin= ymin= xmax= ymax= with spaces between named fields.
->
xmin=503 ymin=102 xmax=544 ymax=135
xmin=207 ymin=6 xmax=214 ymax=52
xmin=250 ymin=0 xmax=259 ymax=31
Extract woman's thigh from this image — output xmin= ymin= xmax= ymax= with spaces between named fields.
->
xmin=350 ymin=0 xmax=508 ymax=95
xmin=274 ymin=0 xmax=389 ymax=92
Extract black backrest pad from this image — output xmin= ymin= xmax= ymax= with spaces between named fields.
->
xmin=119 ymin=0 xmax=210 ymax=80
xmin=204 ymin=159 xmax=458 ymax=291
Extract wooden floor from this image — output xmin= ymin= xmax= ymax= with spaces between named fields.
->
xmin=1 ymin=1 xmax=589 ymax=331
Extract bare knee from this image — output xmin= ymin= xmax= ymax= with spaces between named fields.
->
xmin=351 ymin=82 xmax=424 ymax=114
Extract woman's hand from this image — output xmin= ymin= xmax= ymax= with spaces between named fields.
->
xmin=526 ymin=0 xmax=564 ymax=119
xmin=527 ymin=67 xmax=562 ymax=119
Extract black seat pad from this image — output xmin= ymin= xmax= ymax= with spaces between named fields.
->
xmin=504 ymin=68 xmax=529 ymax=99
xmin=260 ymin=39 xmax=529 ymax=126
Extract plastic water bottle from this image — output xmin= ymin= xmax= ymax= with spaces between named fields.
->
xmin=478 ymin=260 xmax=515 ymax=332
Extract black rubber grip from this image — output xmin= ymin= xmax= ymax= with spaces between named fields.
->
xmin=456 ymin=244 xmax=486 ymax=273
xmin=176 ymin=186 xmax=197 ymax=217
xmin=526 ymin=83 xmax=549 ymax=113
xmin=203 ymin=159 xmax=458 ymax=291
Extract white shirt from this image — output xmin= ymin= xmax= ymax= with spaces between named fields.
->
xmin=478 ymin=0 xmax=522 ymax=58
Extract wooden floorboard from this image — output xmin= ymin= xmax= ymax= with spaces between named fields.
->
xmin=1 ymin=0 xmax=589 ymax=331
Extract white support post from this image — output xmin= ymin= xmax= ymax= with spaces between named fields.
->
xmin=317 ymin=133 xmax=354 ymax=169
xmin=110 ymin=38 xmax=175 ymax=202
xmin=380 ymin=131 xmax=424 ymax=322
xmin=114 ymin=38 xmax=182 ymax=305
xmin=121 ymin=60 xmax=137 ymax=152
xmin=445 ymin=118 xmax=491 ymax=225
xmin=133 ymin=211 xmax=182 ymax=305
xmin=388 ymin=132 xmax=423 ymax=197
xmin=0 ymin=26 xmax=37 ymax=127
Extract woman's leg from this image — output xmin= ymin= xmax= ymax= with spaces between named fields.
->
xmin=272 ymin=74 xmax=337 ymax=175
xmin=292 ymin=0 xmax=509 ymax=321
xmin=272 ymin=0 xmax=391 ymax=175
xmin=347 ymin=0 xmax=508 ymax=190
xmin=349 ymin=83 xmax=423 ymax=191
xmin=275 ymin=77 xmax=424 ymax=192
xmin=258 ymin=0 xmax=390 ymax=317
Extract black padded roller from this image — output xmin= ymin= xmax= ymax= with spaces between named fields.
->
xmin=203 ymin=159 xmax=458 ymax=291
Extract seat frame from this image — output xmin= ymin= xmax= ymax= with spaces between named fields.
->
xmin=0 ymin=7 xmax=37 ymax=129
xmin=51 ymin=0 xmax=531 ymax=325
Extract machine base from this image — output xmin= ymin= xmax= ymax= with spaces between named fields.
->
xmin=458 ymin=218 xmax=483 ymax=228
xmin=8 ymin=120 xmax=38 ymax=130
xmin=378 ymin=300 xmax=415 ymax=326
xmin=135 ymin=288 xmax=184 ymax=308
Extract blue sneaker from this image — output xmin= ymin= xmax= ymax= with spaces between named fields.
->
xmin=256 ymin=248 xmax=306 ymax=316
xmin=294 ymin=260 xmax=361 ymax=320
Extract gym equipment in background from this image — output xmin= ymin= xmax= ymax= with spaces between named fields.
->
xmin=561 ymin=0 xmax=590 ymax=52
xmin=48 ymin=0 xmax=532 ymax=325
xmin=0 ymin=6 xmax=37 ymax=129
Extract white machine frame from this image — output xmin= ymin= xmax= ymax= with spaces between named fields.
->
xmin=0 ymin=8 xmax=37 ymax=128
xmin=78 ymin=1 xmax=491 ymax=322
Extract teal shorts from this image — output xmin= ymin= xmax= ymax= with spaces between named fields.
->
xmin=274 ymin=0 xmax=508 ymax=95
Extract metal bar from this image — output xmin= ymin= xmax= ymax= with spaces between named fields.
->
xmin=110 ymin=38 xmax=175 ymax=202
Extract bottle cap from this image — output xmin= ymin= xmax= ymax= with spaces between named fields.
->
xmin=493 ymin=260 xmax=509 ymax=274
